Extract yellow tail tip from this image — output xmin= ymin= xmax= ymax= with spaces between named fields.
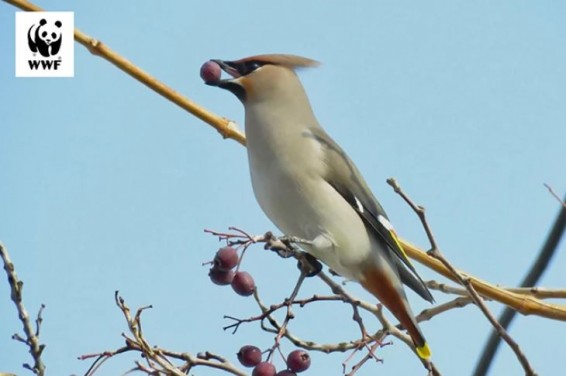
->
xmin=416 ymin=343 xmax=431 ymax=360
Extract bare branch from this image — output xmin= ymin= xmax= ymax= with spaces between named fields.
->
xmin=474 ymin=187 xmax=566 ymax=376
xmin=383 ymin=177 xmax=566 ymax=320
xmin=1 ymin=242 xmax=46 ymax=376
xmin=544 ymin=184 xmax=566 ymax=209
xmin=427 ymin=280 xmax=566 ymax=300
xmin=208 ymin=228 xmax=449 ymax=373
xmin=399 ymin=233 xmax=566 ymax=320
xmin=415 ymin=296 xmax=473 ymax=323
xmin=387 ymin=178 xmax=538 ymax=376
xmin=79 ymin=292 xmax=247 ymax=375
xmin=506 ymin=287 xmax=566 ymax=299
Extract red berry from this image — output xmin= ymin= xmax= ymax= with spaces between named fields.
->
xmin=200 ymin=60 xmax=221 ymax=83
xmin=237 ymin=345 xmax=262 ymax=367
xmin=231 ymin=271 xmax=255 ymax=296
xmin=276 ymin=371 xmax=297 ymax=376
xmin=286 ymin=350 xmax=311 ymax=373
xmin=214 ymin=246 xmax=239 ymax=271
xmin=252 ymin=362 xmax=276 ymax=376
xmin=208 ymin=267 xmax=234 ymax=286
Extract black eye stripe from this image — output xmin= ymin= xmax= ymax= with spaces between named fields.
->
xmin=236 ymin=61 xmax=265 ymax=76
xmin=246 ymin=62 xmax=262 ymax=71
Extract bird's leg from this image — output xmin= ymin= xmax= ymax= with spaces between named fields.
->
xmin=263 ymin=232 xmax=323 ymax=277
xmin=280 ymin=235 xmax=322 ymax=277
xmin=295 ymin=252 xmax=323 ymax=277
xmin=263 ymin=231 xmax=299 ymax=258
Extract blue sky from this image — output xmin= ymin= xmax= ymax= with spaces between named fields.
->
xmin=1 ymin=1 xmax=566 ymax=375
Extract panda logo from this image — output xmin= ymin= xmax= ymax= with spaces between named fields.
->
xmin=27 ymin=18 xmax=63 ymax=58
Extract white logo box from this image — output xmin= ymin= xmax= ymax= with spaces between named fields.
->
xmin=15 ymin=11 xmax=74 ymax=78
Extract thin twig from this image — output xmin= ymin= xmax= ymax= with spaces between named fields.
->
xmin=474 ymin=187 xmax=566 ymax=376
xmin=1 ymin=242 xmax=46 ymax=376
xmin=544 ymin=184 xmax=566 ymax=209
xmin=80 ymin=292 xmax=247 ymax=375
xmin=414 ymin=296 xmax=473 ymax=323
xmin=387 ymin=178 xmax=538 ymax=376
xmin=505 ymin=287 xmax=566 ymax=299
xmin=266 ymin=269 xmax=308 ymax=360
xmin=345 ymin=341 xmax=382 ymax=376
xmin=427 ymin=280 xmax=566 ymax=299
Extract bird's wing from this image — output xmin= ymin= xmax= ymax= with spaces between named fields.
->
xmin=308 ymin=127 xmax=434 ymax=302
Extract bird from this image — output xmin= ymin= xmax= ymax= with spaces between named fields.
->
xmin=204 ymin=54 xmax=434 ymax=360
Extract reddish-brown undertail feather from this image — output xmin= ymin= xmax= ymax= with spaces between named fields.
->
xmin=361 ymin=266 xmax=431 ymax=359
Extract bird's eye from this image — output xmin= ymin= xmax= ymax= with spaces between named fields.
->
xmin=238 ymin=61 xmax=264 ymax=76
xmin=246 ymin=62 xmax=263 ymax=71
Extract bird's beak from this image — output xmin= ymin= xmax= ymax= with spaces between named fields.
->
xmin=205 ymin=59 xmax=247 ymax=100
xmin=213 ymin=60 xmax=242 ymax=78
xmin=205 ymin=60 xmax=241 ymax=87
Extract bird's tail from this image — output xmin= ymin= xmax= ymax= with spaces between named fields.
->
xmin=361 ymin=267 xmax=431 ymax=360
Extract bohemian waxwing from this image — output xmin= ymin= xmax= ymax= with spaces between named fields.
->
xmin=204 ymin=54 xmax=433 ymax=360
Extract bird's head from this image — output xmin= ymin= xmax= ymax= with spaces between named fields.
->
xmin=203 ymin=54 xmax=319 ymax=104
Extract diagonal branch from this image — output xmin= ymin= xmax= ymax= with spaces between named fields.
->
xmin=473 ymin=189 xmax=566 ymax=376
xmin=399 ymin=239 xmax=566 ymax=320
xmin=3 ymin=0 xmax=245 ymax=146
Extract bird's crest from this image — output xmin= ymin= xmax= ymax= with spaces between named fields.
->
xmin=234 ymin=54 xmax=320 ymax=70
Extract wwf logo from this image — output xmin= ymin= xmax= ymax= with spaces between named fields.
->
xmin=15 ymin=11 xmax=74 ymax=77
xmin=28 ymin=18 xmax=63 ymax=58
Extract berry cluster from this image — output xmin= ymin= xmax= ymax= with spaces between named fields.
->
xmin=238 ymin=345 xmax=311 ymax=375
xmin=207 ymin=245 xmax=312 ymax=374
xmin=208 ymin=246 xmax=255 ymax=296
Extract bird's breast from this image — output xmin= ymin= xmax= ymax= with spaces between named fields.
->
xmin=245 ymin=120 xmax=373 ymax=278
xmin=246 ymin=124 xmax=324 ymax=238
